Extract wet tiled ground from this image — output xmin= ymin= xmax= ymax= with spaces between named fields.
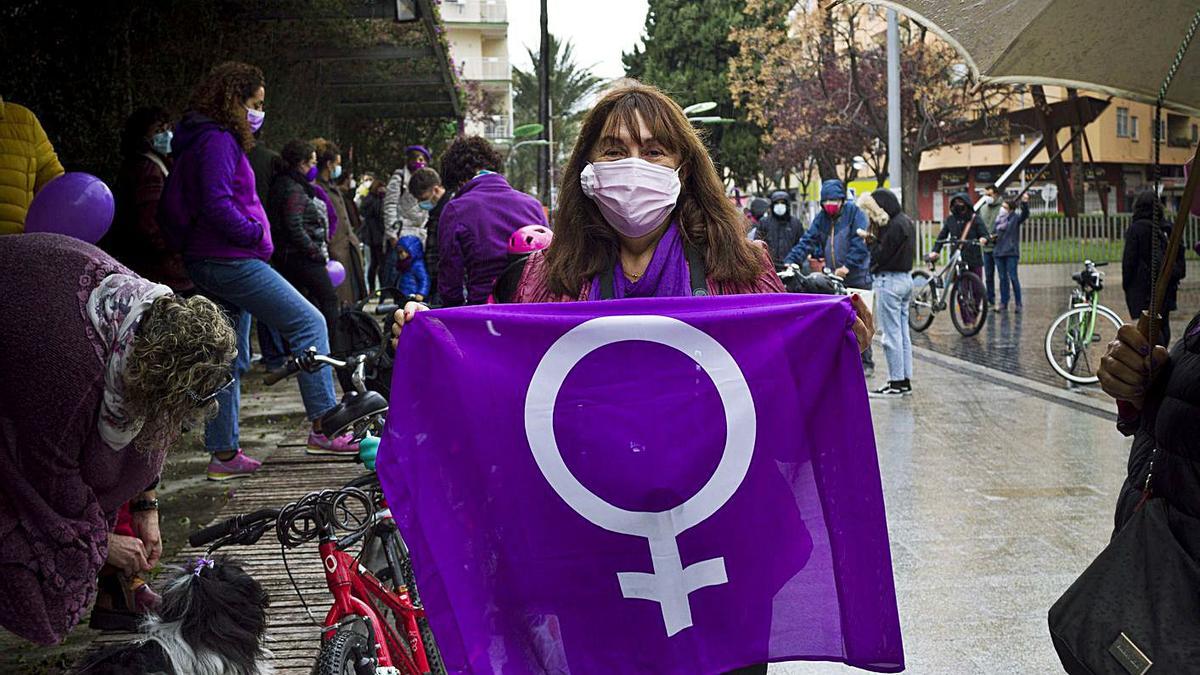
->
xmin=774 ymin=353 xmax=1133 ymax=674
xmin=910 ymin=268 xmax=1200 ymax=392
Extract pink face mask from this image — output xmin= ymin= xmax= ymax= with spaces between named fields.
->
xmin=580 ymin=157 xmax=681 ymax=238
xmin=823 ymin=202 xmax=841 ymax=217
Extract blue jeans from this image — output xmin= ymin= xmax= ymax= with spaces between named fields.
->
xmin=996 ymin=255 xmax=1022 ymax=307
xmin=872 ymin=271 xmax=913 ymax=382
xmin=187 ymin=258 xmax=338 ymax=452
xmin=982 ymin=251 xmax=996 ymax=305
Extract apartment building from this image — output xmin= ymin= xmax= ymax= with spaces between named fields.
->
xmin=442 ymin=0 xmax=514 ymax=140
xmin=917 ymin=87 xmax=1200 ymax=220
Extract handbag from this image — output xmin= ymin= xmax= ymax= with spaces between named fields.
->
xmin=1048 ymin=447 xmax=1200 ymax=674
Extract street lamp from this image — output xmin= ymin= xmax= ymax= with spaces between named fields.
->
xmin=506 ymin=139 xmax=550 ymax=170
xmin=689 ymin=116 xmax=736 ymax=125
xmin=682 ymin=101 xmax=718 ymax=116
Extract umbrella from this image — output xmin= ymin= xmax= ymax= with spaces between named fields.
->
xmin=843 ymin=0 xmax=1200 ymax=115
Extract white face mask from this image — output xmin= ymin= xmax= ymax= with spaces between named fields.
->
xmin=580 ymin=157 xmax=681 ymax=238
xmin=772 ymin=203 xmax=788 ymax=217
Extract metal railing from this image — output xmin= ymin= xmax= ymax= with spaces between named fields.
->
xmin=912 ymin=215 xmax=1200 ymax=265
xmin=459 ymin=57 xmax=509 ymax=80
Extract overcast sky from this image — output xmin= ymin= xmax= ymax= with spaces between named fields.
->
xmin=505 ymin=0 xmax=649 ymax=81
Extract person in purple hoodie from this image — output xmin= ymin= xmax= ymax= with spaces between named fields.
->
xmin=437 ymin=136 xmax=548 ymax=306
xmin=158 ymin=62 xmax=356 ymax=480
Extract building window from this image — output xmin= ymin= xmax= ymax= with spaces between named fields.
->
xmin=1193 ymin=124 xmax=1199 ymax=143
xmin=1116 ymin=107 xmax=1130 ymax=137
xmin=1131 ymin=116 xmax=1139 ymax=140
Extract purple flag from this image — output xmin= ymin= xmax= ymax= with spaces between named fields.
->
xmin=378 ymin=294 xmax=904 ymax=674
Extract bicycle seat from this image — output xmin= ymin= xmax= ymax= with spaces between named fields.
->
xmin=319 ymin=391 xmax=389 ymax=438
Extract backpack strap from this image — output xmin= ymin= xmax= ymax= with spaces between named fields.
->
xmin=684 ymin=243 xmax=708 ymax=296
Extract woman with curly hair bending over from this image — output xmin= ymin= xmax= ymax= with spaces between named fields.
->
xmin=159 ymin=62 xmax=357 ymax=482
xmin=0 ymin=233 xmax=237 ymax=644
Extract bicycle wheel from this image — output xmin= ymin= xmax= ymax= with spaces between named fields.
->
xmin=909 ymin=270 xmax=935 ymax=332
xmin=314 ymin=618 xmax=372 ymax=675
xmin=1044 ymin=305 xmax=1123 ymax=384
xmin=949 ymin=271 xmax=988 ymax=337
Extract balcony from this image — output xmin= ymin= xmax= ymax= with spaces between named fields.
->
xmin=460 ymin=56 xmax=510 ymax=81
xmin=483 ymin=118 xmax=511 ymax=140
xmin=442 ymin=0 xmax=507 ymax=24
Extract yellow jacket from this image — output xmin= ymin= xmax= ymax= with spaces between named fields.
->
xmin=0 ymin=97 xmax=64 ymax=234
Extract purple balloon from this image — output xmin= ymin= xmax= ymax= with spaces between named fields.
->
xmin=24 ymin=172 xmax=115 ymax=243
xmin=327 ymin=259 xmax=346 ymax=287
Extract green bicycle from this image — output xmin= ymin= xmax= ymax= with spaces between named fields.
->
xmin=1043 ymin=260 xmax=1124 ymax=384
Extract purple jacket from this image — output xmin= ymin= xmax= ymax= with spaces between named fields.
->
xmin=158 ymin=112 xmax=272 ymax=261
xmin=0 ymin=234 xmax=167 ymax=644
xmin=437 ymin=173 xmax=546 ymax=305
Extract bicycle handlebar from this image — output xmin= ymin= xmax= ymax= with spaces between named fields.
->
xmin=263 ymin=349 xmax=355 ymax=386
xmin=188 ymin=508 xmax=281 ymax=547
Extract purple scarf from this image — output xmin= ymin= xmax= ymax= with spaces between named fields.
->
xmin=587 ymin=221 xmax=690 ymax=300
xmin=312 ymin=183 xmax=339 ymax=239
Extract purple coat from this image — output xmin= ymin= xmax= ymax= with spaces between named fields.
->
xmin=158 ymin=112 xmax=272 ymax=261
xmin=437 ymin=173 xmax=546 ymax=306
xmin=0 ymin=234 xmax=167 ymax=644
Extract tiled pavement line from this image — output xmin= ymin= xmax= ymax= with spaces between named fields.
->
xmin=911 ymin=344 xmax=1115 ymax=421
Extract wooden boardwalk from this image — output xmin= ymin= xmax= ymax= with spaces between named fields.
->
xmin=91 ymin=438 xmax=373 ymax=673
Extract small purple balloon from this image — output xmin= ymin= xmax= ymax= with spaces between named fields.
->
xmin=24 ymin=172 xmax=115 ymax=243
xmin=327 ymin=259 xmax=346 ymax=287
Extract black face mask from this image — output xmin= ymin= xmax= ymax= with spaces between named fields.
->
xmin=953 ymin=203 xmax=970 ymax=216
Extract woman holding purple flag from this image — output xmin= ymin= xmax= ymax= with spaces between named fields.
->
xmin=390 ymin=82 xmax=880 ymax=674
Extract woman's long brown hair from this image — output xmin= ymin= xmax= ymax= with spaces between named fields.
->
xmin=543 ymin=81 xmax=762 ymax=296
xmin=189 ymin=61 xmax=264 ymax=154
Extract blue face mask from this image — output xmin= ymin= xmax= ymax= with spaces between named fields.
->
xmin=151 ymin=130 xmax=172 ymax=156
xmin=418 ymin=200 xmax=434 ymax=211
xmin=332 ymin=165 xmax=343 ymax=180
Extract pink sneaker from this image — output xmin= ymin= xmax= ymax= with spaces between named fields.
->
xmin=307 ymin=431 xmax=360 ymax=456
xmin=206 ymin=449 xmax=263 ymax=481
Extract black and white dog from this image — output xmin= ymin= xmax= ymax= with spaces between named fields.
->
xmin=77 ymin=557 xmax=273 ymax=675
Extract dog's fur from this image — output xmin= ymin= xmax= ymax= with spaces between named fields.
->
xmin=76 ymin=557 xmax=273 ymax=675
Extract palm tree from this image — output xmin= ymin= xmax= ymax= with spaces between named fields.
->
xmin=510 ymin=35 xmax=602 ymax=194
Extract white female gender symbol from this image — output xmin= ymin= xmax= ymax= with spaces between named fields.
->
xmin=524 ymin=315 xmax=756 ymax=637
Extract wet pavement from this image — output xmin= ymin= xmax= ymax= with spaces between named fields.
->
xmin=910 ymin=262 xmax=1200 ymax=396
xmin=774 ymin=350 xmax=1133 ymax=674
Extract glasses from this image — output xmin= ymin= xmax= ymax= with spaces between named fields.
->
xmin=187 ymin=371 xmax=235 ymax=405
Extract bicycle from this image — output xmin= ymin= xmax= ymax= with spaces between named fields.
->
xmin=909 ymin=238 xmax=989 ymax=337
xmin=264 ymin=347 xmax=390 ymax=442
xmin=188 ymin=479 xmax=446 ymax=675
xmin=1043 ymin=260 xmax=1124 ymax=385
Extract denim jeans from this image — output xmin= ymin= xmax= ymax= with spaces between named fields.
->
xmin=982 ymin=250 xmax=997 ymax=305
xmin=996 ymin=255 xmax=1022 ymax=307
xmin=187 ymin=258 xmax=338 ymax=452
xmin=872 ymin=271 xmax=913 ymax=382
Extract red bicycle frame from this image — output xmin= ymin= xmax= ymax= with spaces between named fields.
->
xmin=318 ymin=539 xmax=431 ymax=674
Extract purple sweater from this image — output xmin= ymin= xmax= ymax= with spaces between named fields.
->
xmin=158 ymin=112 xmax=272 ymax=261
xmin=0 ymin=234 xmax=166 ymax=644
xmin=437 ymin=173 xmax=547 ymax=305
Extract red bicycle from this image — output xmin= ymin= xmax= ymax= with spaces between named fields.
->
xmin=188 ymin=480 xmax=445 ymax=674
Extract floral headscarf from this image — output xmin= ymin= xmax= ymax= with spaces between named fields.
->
xmin=87 ymin=274 xmax=172 ymax=450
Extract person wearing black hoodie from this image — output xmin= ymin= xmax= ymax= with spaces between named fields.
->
xmin=931 ymin=191 xmax=988 ymax=276
xmin=858 ymin=189 xmax=915 ymax=396
xmin=753 ymin=190 xmax=804 ymax=265
xmin=1123 ymin=189 xmax=1186 ymax=347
